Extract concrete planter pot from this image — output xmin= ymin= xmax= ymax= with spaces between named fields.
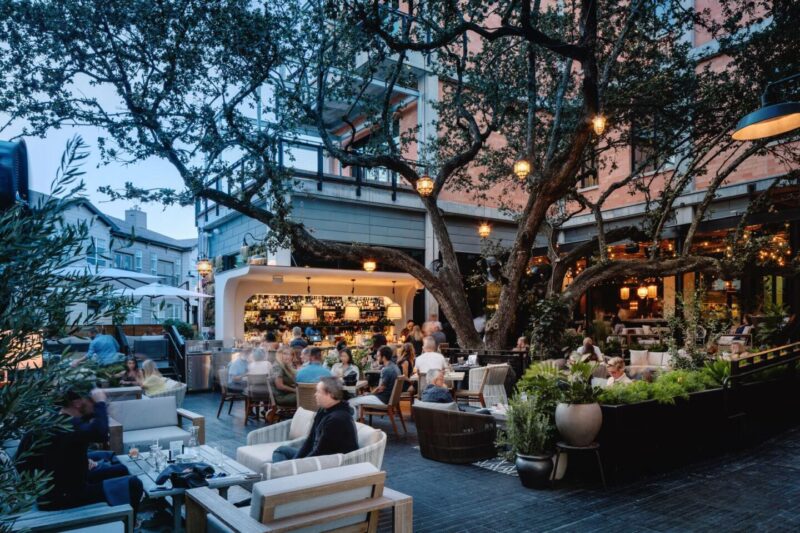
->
xmin=555 ymin=402 xmax=602 ymax=446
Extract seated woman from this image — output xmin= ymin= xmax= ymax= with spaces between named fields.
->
xmin=248 ymin=347 xmax=272 ymax=376
xmin=606 ymin=357 xmax=632 ymax=387
xmin=272 ymin=347 xmax=297 ymax=406
xmin=576 ymin=337 xmax=604 ymax=362
xmin=331 ymin=348 xmax=360 ymax=383
xmin=396 ymin=343 xmax=416 ymax=395
xmin=115 ymin=357 xmax=142 ymax=386
xmin=140 ymin=359 xmax=179 ymax=396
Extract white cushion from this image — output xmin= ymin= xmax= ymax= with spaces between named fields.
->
xmin=661 ymin=352 xmax=673 ymax=368
xmin=634 ymin=328 xmax=644 ymax=335
xmin=123 ymin=426 xmax=190 ymax=450
xmin=630 ymin=350 xmax=649 ymax=367
xmin=354 ymin=423 xmax=381 ymax=448
xmin=414 ymin=401 xmax=459 ymax=411
xmin=108 ymin=396 xmax=177 ymax=431
xmin=642 ymin=325 xmax=652 ymax=334
xmin=250 ymin=463 xmax=379 ymax=526
xmin=236 ymin=442 xmax=285 ymax=473
xmin=648 ymin=352 xmax=667 ymax=367
xmin=263 ymin=454 xmax=344 ymax=481
xmin=288 ymin=408 xmax=315 ymax=440
xmin=64 ymin=525 xmax=125 ymax=533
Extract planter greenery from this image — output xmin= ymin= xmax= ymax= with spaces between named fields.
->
xmin=599 ymin=367 xmax=719 ymax=406
xmin=497 ymin=394 xmax=555 ymax=489
xmin=163 ymin=319 xmax=195 ymax=340
xmin=555 ymin=362 xmax=603 ymax=446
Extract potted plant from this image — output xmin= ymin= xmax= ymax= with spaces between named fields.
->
xmin=555 ymin=362 xmax=603 ymax=446
xmin=499 ymin=393 xmax=555 ymax=489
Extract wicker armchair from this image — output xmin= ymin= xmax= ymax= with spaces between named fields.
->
xmin=413 ymin=404 xmax=497 ymax=464
xmin=456 ymin=364 xmax=509 ymax=408
xmin=145 ymin=382 xmax=187 ymax=408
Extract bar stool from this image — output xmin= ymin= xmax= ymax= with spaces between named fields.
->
xmin=552 ymin=441 xmax=607 ymax=490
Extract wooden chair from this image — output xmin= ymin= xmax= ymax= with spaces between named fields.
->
xmin=245 ymin=373 xmax=272 ymax=424
xmin=217 ymin=366 xmax=245 ymax=418
xmin=185 ymin=463 xmax=412 ymax=533
xmin=264 ymin=377 xmax=297 ymax=424
xmin=360 ymin=377 xmax=407 ymax=435
xmin=296 ymin=382 xmax=318 ymax=411
xmin=454 ymin=364 xmax=509 ymax=408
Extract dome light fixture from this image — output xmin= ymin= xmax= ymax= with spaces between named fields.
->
xmin=343 ymin=278 xmax=360 ymax=321
xmin=732 ymin=73 xmax=800 ymax=140
xmin=386 ymin=281 xmax=402 ymax=320
xmin=300 ymin=276 xmax=317 ymax=322
xmin=416 ymin=174 xmax=434 ymax=197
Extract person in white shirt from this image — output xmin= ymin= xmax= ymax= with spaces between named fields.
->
xmin=606 ymin=357 xmax=632 ymax=387
xmin=414 ymin=336 xmax=448 ymax=375
xmin=248 ymin=347 xmax=273 ymax=375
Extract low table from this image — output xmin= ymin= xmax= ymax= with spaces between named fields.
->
xmin=118 ymin=444 xmax=261 ymax=532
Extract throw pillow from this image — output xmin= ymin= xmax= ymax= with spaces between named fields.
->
xmin=630 ymin=350 xmax=649 ymax=367
xmin=288 ymin=407 xmax=315 ymax=440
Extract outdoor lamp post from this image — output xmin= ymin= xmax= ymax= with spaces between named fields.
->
xmin=732 ymin=73 xmax=800 ymax=140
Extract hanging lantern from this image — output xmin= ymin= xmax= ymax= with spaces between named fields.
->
xmin=637 ymin=285 xmax=649 ymax=299
xmin=647 ymin=284 xmax=658 ymax=299
xmin=300 ymin=276 xmax=317 ymax=322
xmin=363 ymin=259 xmax=377 ymax=272
xmin=240 ymin=238 xmax=249 ymax=261
xmin=620 ymin=287 xmax=630 ymax=300
xmin=592 ymin=114 xmax=607 ymax=136
xmin=513 ymin=159 xmax=531 ymax=181
xmin=416 ymin=175 xmax=434 ymax=197
xmin=196 ymin=257 xmax=213 ymax=277
xmin=343 ymin=279 xmax=361 ymax=321
xmin=386 ymin=280 xmax=403 ymax=320
xmin=478 ymin=221 xmax=491 ymax=238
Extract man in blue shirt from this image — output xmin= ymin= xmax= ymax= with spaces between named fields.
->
xmin=349 ymin=346 xmax=399 ymax=419
xmin=70 ymin=328 xmax=121 ymax=367
xmin=421 ymin=368 xmax=454 ymax=403
xmin=227 ymin=350 xmax=249 ymax=392
xmin=295 ymin=347 xmax=332 ymax=383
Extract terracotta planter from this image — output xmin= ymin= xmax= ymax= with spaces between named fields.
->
xmin=515 ymin=453 xmax=553 ymax=489
xmin=555 ymin=402 xmax=602 ymax=446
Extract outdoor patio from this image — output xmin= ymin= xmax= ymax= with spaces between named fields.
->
xmin=164 ymin=391 xmax=800 ymax=532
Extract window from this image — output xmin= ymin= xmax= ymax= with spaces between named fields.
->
xmin=631 ymin=117 xmax=676 ymax=175
xmin=151 ymin=254 xmax=158 ymax=275
xmin=158 ymin=259 xmax=176 ymax=286
xmin=161 ymin=303 xmax=183 ymax=320
xmin=114 ymin=252 xmax=133 ymax=271
xmin=87 ymin=237 xmax=108 ymax=266
xmin=282 ymin=142 xmax=320 ymax=173
xmin=135 ymin=251 xmax=143 ymax=272
xmin=579 ymin=151 xmax=599 ymax=189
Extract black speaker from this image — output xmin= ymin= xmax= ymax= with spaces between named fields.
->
xmin=0 ymin=139 xmax=29 ymax=209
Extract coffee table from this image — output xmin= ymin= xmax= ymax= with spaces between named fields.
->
xmin=117 ymin=444 xmax=261 ymax=532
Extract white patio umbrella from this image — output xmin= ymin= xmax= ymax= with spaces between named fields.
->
xmin=130 ymin=282 xmax=211 ymax=299
xmin=54 ymin=266 xmax=160 ymax=287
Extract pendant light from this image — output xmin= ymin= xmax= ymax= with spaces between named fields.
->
xmin=386 ymin=280 xmax=403 ymax=320
xmin=478 ymin=221 xmax=491 ymax=238
xmin=513 ymin=159 xmax=531 ymax=181
xmin=300 ymin=276 xmax=317 ymax=322
xmin=732 ymin=74 xmax=800 ymax=140
xmin=363 ymin=259 xmax=377 ymax=272
xmin=619 ymin=287 xmax=630 ymax=300
xmin=343 ymin=278 xmax=361 ymax=321
xmin=592 ymin=114 xmax=607 ymax=136
xmin=416 ymin=174 xmax=434 ymax=196
xmin=647 ymin=284 xmax=658 ymax=299
xmin=636 ymin=285 xmax=649 ymax=299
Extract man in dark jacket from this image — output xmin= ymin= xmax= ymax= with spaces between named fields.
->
xmin=272 ymin=377 xmax=359 ymax=462
xmin=18 ymin=388 xmax=143 ymax=513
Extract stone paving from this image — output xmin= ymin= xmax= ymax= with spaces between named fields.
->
xmin=173 ymin=392 xmax=800 ymax=532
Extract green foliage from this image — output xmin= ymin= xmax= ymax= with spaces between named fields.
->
xmin=603 ymin=339 xmax=623 ymax=357
xmin=648 ymin=343 xmax=669 ymax=353
xmin=163 ymin=319 xmax=194 ymax=340
xmin=350 ymin=348 xmax=372 ymax=372
xmin=0 ymin=138 xmax=131 ymax=520
xmin=517 ymin=362 xmax=563 ymax=420
xmin=666 ymin=287 xmax=728 ymax=370
xmin=560 ymin=362 xmax=602 ymax=405
xmin=701 ymin=359 xmax=731 ymax=388
xmin=590 ymin=320 xmax=610 ymax=344
xmin=599 ymin=367 xmax=719 ymax=406
xmin=598 ymin=380 xmax=652 ymax=405
xmin=529 ymin=297 xmax=571 ymax=359
xmin=497 ymin=393 xmax=555 ymax=459
xmin=755 ymin=300 xmax=788 ymax=347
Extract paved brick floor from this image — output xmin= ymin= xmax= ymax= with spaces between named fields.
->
xmin=182 ymin=392 xmax=800 ymax=532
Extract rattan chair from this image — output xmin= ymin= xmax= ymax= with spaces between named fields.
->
xmin=296 ymin=382 xmax=319 ymax=411
xmin=217 ymin=366 xmax=245 ymax=418
xmin=360 ymin=377 xmax=407 ymax=435
xmin=245 ymin=373 xmax=272 ymax=424
xmin=413 ymin=404 xmax=497 ymax=464
xmin=454 ymin=364 xmax=509 ymax=408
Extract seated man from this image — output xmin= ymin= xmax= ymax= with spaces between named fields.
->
xmin=349 ymin=346 xmax=399 ymax=419
xmin=18 ymin=388 xmax=143 ymax=514
xmin=606 ymin=357 xmax=632 ymax=387
xmin=272 ymin=377 xmax=358 ymax=462
xmin=295 ymin=347 xmax=333 ymax=383
xmin=576 ymin=337 xmax=603 ymax=362
xmin=227 ymin=350 xmax=249 ymax=391
xmin=421 ymin=368 xmax=453 ymax=403
xmin=414 ymin=336 xmax=448 ymax=375
xmin=70 ymin=327 xmax=122 ymax=367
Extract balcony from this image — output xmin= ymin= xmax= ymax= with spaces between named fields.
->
xmin=354 ymin=6 xmax=431 ymax=75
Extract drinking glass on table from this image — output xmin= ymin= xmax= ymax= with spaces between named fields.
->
xmin=212 ymin=446 xmax=226 ymax=468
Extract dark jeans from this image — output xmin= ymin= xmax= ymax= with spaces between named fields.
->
xmin=88 ymin=451 xmax=144 ymax=514
xmin=272 ymin=445 xmax=302 ymax=463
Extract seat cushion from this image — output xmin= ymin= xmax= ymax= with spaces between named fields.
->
xmin=414 ymin=401 xmax=459 ymax=412
xmin=123 ymin=426 xmax=190 ymax=450
xmin=648 ymin=352 xmax=667 ymax=367
xmin=108 ymin=396 xmax=177 ymax=431
xmin=250 ymin=463 xmax=379 ymax=525
xmin=236 ymin=443 xmax=286 ymax=473
xmin=630 ymin=350 xmax=649 ymax=367
xmin=263 ymin=453 xmax=344 ymax=481
xmin=288 ymin=407 xmax=315 ymax=440
xmin=354 ymin=423 xmax=381 ymax=448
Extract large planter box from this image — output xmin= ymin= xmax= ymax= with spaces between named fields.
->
xmin=592 ymin=374 xmax=800 ymax=482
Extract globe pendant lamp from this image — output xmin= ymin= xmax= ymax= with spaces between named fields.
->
xmin=416 ymin=174 xmax=434 ymax=196
xmin=386 ymin=280 xmax=403 ymax=320
xmin=363 ymin=259 xmax=377 ymax=272
xmin=300 ymin=276 xmax=317 ymax=322
xmin=732 ymin=74 xmax=800 ymax=140
xmin=636 ymin=285 xmax=649 ymax=299
xmin=343 ymin=279 xmax=361 ymax=321
xmin=513 ymin=159 xmax=530 ymax=181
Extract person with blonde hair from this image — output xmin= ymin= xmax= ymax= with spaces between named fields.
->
xmin=606 ymin=357 xmax=632 ymax=387
xmin=273 ymin=347 xmax=297 ymax=406
xmin=140 ymin=359 xmax=179 ymax=395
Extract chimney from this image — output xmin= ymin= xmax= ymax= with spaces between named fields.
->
xmin=125 ymin=206 xmax=147 ymax=229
